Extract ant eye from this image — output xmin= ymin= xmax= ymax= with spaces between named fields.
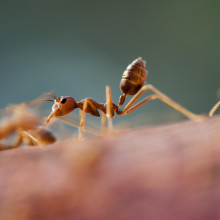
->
xmin=61 ymin=98 xmax=67 ymax=104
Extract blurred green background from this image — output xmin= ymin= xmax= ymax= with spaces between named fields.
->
xmin=1 ymin=0 xmax=220 ymax=127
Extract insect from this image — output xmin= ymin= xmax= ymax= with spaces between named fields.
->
xmin=209 ymin=101 xmax=220 ymax=117
xmin=0 ymin=103 xmax=56 ymax=151
xmin=45 ymin=57 xmax=204 ymax=138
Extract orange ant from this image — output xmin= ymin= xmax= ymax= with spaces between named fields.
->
xmin=0 ymin=101 xmax=56 ymax=151
xmin=0 ymin=91 xmax=101 ymax=150
xmin=45 ymin=58 xmax=204 ymax=138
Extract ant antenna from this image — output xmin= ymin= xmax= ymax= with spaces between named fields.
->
xmin=23 ymin=92 xmax=57 ymax=106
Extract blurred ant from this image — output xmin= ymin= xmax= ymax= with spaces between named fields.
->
xmin=45 ymin=58 xmax=204 ymax=138
xmin=209 ymin=101 xmax=220 ymax=117
xmin=0 ymin=93 xmax=101 ymax=150
xmin=0 ymin=102 xmax=56 ymax=151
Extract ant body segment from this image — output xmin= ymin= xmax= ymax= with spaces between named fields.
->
xmin=46 ymin=58 xmax=203 ymax=138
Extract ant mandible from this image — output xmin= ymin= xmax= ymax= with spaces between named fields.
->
xmin=45 ymin=58 xmax=203 ymax=138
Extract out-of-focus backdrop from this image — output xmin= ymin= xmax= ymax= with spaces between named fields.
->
xmin=0 ymin=0 xmax=220 ymax=127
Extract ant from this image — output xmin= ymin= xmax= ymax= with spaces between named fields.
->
xmin=0 ymin=102 xmax=56 ymax=151
xmin=45 ymin=57 xmax=204 ymax=138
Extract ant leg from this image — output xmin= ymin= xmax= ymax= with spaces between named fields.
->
xmin=123 ymin=94 xmax=158 ymax=114
xmin=21 ymin=131 xmax=40 ymax=146
xmin=209 ymin=101 xmax=220 ymax=117
xmin=78 ymin=99 xmax=103 ymax=137
xmin=81 ymin=99 xmax=105 ymax=134
xmin=57 ymin=117 xmax=99 ymax=135
xmin=82 ymin=100 xmax=107 ymax=134
xmin=106 ymin=86 xmax=114 ymax=131
xmin=79 ymin=99 xmax=89 ymax=139
xmin=101 ymin=111 xmax=106 ymax=134
xmin=123 ymin=84 xmax=205 ymax=121
xmin=123 ymin=84 xmax=152 ymax=112
xmin=147 ymin=84 xmax=206 ymax=120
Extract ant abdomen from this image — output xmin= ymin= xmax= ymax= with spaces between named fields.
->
xmin=120 ymin=58 xmax=147 ymax=96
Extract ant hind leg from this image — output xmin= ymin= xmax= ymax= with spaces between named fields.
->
xmin=122 ymin=84 xmax=206 ymax=121
xmin=209 ymin=101 xmax=220 ymax=117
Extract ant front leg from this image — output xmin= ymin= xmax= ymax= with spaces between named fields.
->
xmin=209 ymin=101 xmax=220 ymax=117
xmin=78 ymin=99 xmax=102 ymax=139
xmin=122 ymin=84 xmax=205 ymax=121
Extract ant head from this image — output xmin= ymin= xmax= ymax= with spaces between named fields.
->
xmin=47 ymin=96 xmax=77 ymax=123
